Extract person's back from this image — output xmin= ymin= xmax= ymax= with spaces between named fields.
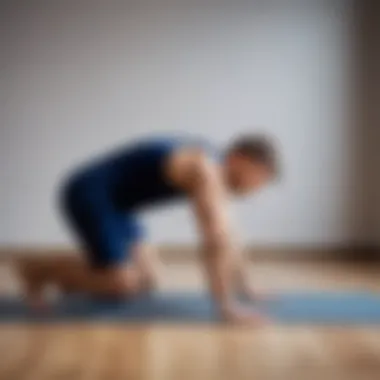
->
xmin=63 ymin=136 xmax=212 ymax=212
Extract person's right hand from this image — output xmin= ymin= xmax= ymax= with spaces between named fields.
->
xmin=222 ymin=305 xmax=268 ymax=326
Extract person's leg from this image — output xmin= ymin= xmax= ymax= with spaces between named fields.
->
xmin=17 ymin=254 xmax=143 ymax=306
xmin=18 ymin=182 xmax=147 ymax=305
xmin=18 ymin=242 xmax=161 ymax=302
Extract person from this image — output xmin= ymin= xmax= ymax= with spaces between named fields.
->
xmin=18 ymin=133 xmax=279 ymax=324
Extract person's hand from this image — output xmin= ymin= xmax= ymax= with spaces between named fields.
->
xmin=221 ymin=304 xmax=268 ymax=326
xmin=239 ymin=284 xmax=272 ymax=303
xmin=141 ymin=271 xmax=159 ymax=293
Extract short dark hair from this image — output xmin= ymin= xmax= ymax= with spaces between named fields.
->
xmin=228 ymin=134 xmax=280 ymax=178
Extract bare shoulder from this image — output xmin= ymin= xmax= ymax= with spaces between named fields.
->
xmin=165 ymin=146 xmax=221 ymax=191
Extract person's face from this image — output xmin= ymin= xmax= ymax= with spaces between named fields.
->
xmin=224 ymin=153 xmax=272 ymax=195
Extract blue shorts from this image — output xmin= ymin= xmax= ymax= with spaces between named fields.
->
xmin=60 ymin=177 xmax=144 ymax=268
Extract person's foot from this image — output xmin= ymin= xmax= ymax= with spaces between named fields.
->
xmin=16 ymin=259 xmax=49 ymax=312
xmin=132 ymin=244 xmax=160 ymax=294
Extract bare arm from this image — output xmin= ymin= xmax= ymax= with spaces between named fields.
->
xmin=166 ymin=149 xmax=263 ymax=323
xmin=189 ymin=159 xmax=235 ymax=315
xmin=234 ymin=249 xmax=252 ymax=292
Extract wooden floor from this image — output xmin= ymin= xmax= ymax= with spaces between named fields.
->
xmin=1 ymin=260 xmax=380 ymax=380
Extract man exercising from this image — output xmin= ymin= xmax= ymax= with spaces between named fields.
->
xmin=19 ymin=134 xmax=279 ymax=324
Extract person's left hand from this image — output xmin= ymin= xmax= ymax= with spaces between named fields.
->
xmin=239 ymin=284 xmax=273 ymax=303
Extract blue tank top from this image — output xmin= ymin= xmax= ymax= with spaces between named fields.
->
xmin=66 ymin=137 xmax=216 ymax=212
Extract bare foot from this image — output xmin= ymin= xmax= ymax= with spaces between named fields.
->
xmin=132 ymin=244 xmax=161 ymax=294
xmin=16 ymin=259 xmax=49 ymax=312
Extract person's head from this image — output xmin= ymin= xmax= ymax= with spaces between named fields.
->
xmin=223 ymin=134 xmax=280 ymax=195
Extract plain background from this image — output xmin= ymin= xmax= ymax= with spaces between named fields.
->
xmin=1 ymin=0 xmax=378 ymax=249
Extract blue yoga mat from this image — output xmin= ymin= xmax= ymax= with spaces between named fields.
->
xmin=1 ymin=292 xmax=380 ymax=324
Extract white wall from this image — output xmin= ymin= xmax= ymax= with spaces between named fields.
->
xmin=1 ymin=0 xmax=358 ymax=247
